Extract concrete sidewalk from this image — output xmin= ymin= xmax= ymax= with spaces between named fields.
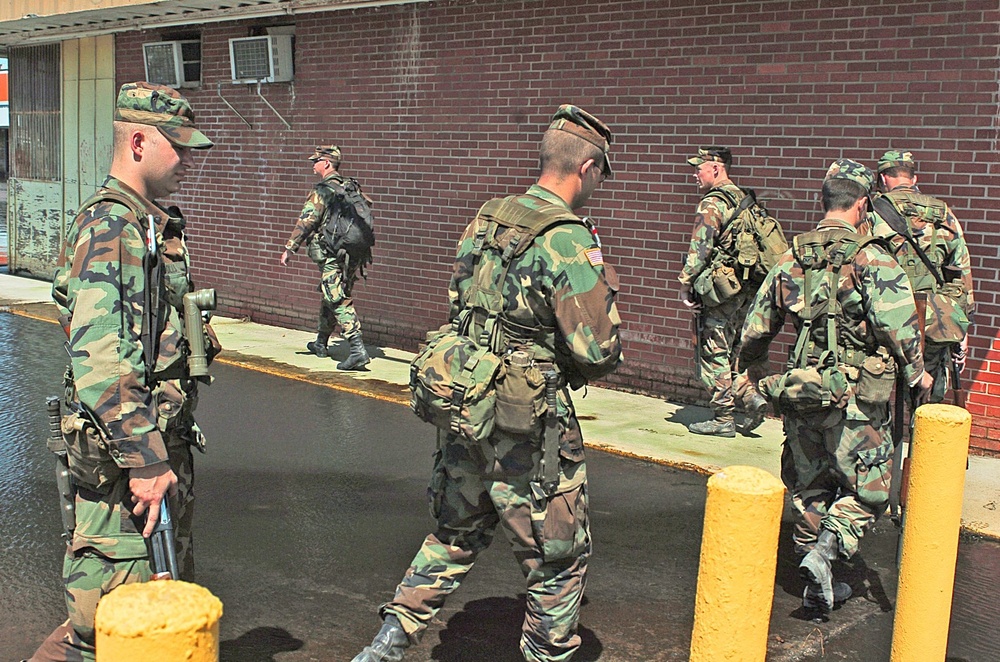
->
xmin=3 ymin=271 xmax=998 ymax=539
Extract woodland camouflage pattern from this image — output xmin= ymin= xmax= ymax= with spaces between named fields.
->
xmin=679 ymin=177 xmax=760 ymax=420
xmin=285 ymin=171 xmax=362 ymax=340
xmin=39 ymin=176 xmax=211 ymax=661
xmin=740 ymin=217 xmax=925 ymax=557
xmin=384 ymin=183 xmax=622 ymax=662
xmin=871 ymin=182 xmax=974 ymax=402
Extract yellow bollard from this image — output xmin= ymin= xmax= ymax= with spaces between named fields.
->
xmin=690 ymin=465 xmax=785 ymax=662
xmin=891 ymin=403 xmax=971 ymax=662
xmin=95 ymin=580 xmax=223 ymax=661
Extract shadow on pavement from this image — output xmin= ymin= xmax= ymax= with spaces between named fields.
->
xmin=221 ymin=626 xmax=304 ymax=661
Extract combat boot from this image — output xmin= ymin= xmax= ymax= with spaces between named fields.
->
xmin=306 ymin=333 xmax=330 ymax=358
xmin=803 ymin=581 xmax=852 ymax=611
xmin=799 ymin=529 xmax=840 ymax=613
xmin=688 ymin=416 xmax=736 ymax=438
xmin=337 ymin=334 xmax=371 ymax=371
xmin=738 ymin=392 xmax=768 ymax=435
xmin=351 ymin=614 xmax=409 ymax=662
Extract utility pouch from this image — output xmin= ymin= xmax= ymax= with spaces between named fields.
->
xmin=761 ymin=365 xmax=850 ymax=416
xmin=61 ymin=412 xmax=121 ymax=491
xmin=494 ymin=351 xmax=547 ymax=434
xmin=856 ymin=355 xmax=896 ymax=405
xmin=925 ymin=282 xmax=971 ymax=343
xmin=409 ymin=325 xmax=504 ymax=444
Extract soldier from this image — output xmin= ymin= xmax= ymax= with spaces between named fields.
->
xmin=351 ymin=106 xmax=623 ymax=662
xmin=740 ymin=159 xmax=932 ymax=615
xmin=871 ymin=150 xmax=974 ymax=403
xmin=678 ymin=146 xmax=768 ymax=437
xmin=32 ymin=82 xmax=218 ymax=661
xmin=280 ymin=144 xmax=372 ymax=370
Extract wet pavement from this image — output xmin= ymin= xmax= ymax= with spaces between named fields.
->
xmin=2 ymin=311 xmax=1000 ymax=661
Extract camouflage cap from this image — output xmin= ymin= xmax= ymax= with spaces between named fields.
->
xmin=309 ymin=144 xmax=342 ymax=162
xmin=877 ymin=150 xmax=916 ymax=173
xmin=548 ymin=104 xmax=613 ymax=176
xmin=824 ymin=158 xmax=874 ymax=192
xmin=114 ymin=82 xmax=213 ymax=149
xmin=687 ymin=146 xmax=731 ymax=167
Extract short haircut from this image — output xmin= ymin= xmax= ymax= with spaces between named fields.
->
xmin=881 ymin=164 xmax=915 ymax=179
xmin=539 ymin=129 xmax=605 ymax=178
xmin=822 ymin=178 xmax=867 ymax=212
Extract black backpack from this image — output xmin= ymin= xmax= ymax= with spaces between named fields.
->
xmin=316 ymin=177 xmax=375 ymax=276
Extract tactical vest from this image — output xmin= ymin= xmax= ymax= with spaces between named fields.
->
xmin=877 ymin=189 xmax=950 ymax=294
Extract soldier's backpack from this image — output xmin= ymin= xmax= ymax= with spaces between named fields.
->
xmin=759 ymin=229 xmax=894 ymax=418
xmin=706 ymin=186 xmax=789 ymax=283
xmin=316 ymin=177 xmax=375 ymax=277
xmin=409 ymin=198 xmax=579 ymax=444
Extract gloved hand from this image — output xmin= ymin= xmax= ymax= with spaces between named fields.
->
xmin=680 ymin=283 xmax=701 ymax=312
xmin=951 ymin=336 xmax=968 ymax=374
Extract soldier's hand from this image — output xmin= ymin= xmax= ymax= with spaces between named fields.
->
xmin=911 ymin=370 xmax=934 ymax=408
xmin=129 ymin=463 xmax=179 ymax=538
xmin=680 ymin=283 xmax=701 ymax=311
xmin=279 ymin=249 xmax=292 ymax=266
xmin=951 ymin=337 xmax=968 ymax=373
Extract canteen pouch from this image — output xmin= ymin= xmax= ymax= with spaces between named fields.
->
xmin=712 ymin=263 xmax=742 ymax=301
xmin=494 ymin=352 xmax=547 ymax=434
xmin=925 ymin=282 xmax=971 ymax=343
xmin=855 ymin=355 xmax=896 ymax=406
xmin=409 ymin=326 xmax=504 ymax=444
xmin=61 ymin=412 xmax=121 ymax=491
xmin=761 ymin=365 xmax=850 ymax=415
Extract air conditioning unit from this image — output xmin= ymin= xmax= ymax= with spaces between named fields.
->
xmin=229 ymin=35 xmax=294 ymax=84
xmin=143 ymin=40 xmax=201 ymax=88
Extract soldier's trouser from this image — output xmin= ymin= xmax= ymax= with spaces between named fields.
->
xmin=699 ymin=291 xmax=754 ymax=418
xmin=317 ymin=256 xmax=361 ymax=340
xmin=30 ymin=429 xmax=196 ymax=662
xmin=780 ymin=403 xmax=893 ymax=559
xmin=924 ymin=341 xmax=953 ymax=404
xmin=384 ymin=430 xmax=591 ymax=662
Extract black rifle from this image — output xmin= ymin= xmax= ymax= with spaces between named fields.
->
xmin=45 ymin=397 xmax=76 ymax=540
xmin=150 ymin=500 xmax=180 ymax=580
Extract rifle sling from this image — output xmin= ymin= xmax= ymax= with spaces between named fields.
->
xmin=872 ymin=195 xmax=944 ymax=288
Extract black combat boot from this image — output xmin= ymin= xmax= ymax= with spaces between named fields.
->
xmin=351 ymin=614 xmax=410 ymax=662
xmin=799 ymin=529 xmax=840 ymax=613
xmin=688 ymin=416 xmax=736 ymax=438
xmin=738 ymin=392 xmax=769 ymax=435
xmin=306 ymin=333 xmax=330 ymax=358
xmin=337 ymin=334 xmax=371 ymax=370
xmin=803 ymin=580 xmax=852 ymax=611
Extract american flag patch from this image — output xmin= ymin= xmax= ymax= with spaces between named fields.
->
xmin=585 ymin=248 xmax=604 ymax=266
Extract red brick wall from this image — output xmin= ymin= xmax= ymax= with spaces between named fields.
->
xmin=114 ymin=0 xmax=1000 ymax=452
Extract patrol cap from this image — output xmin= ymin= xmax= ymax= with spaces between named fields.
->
xmin=548 ymin=104 xmax=613 ymax=176
xmin=824 ymin=158 xmax=874 ymax=192
xmin=309 ymin=144 xmax=342 ymax=163
xmin=114 ymin=82 xmax=213 ymax=149
xmin=877 ymin=150 xmax=916 ymax=173
xmin=687 ymin=146 xmax=731 ymax=168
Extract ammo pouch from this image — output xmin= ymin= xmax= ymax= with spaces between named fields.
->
xmin=925 ymin=282 xmax=971 ymax=343
xmin=856 ymin=354 xmax=896 ymax=406
xmin=409 ymin=317 xmax=504 ymax=444
xmin=61 ymin=410 xmax=122 ymax=491
xmin=494 ymin=351 xmax=548 ymax=434
xmin=693 ymin=261 xmax=741 ymax=307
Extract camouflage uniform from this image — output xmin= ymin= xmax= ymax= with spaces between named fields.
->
xmin=871 ymin=150 xmax=974 ymax=403
xmin=740 ymin=160 xmax=925 ymax=560
xmin=33 ymin=83 xmax=215 ymax=662
xmin=374 ymin=108 xmax=622 ymax=662
xmin=284 ymin=156 xmax=364 ymax=347
xmin=678 ymin=150 xmax=761 ymax=431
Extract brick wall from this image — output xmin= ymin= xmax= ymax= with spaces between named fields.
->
xmin=114 ymin=0 xmax=1000 ymax=452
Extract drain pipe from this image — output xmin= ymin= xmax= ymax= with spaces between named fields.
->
xmin=257 ymin=82 xmax=292 ymax=130
xmin=216 ymin=82 xmax=252 ymax=128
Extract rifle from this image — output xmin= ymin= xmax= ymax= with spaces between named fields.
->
xmin=535 ymin=368 xmax=561 ymax=498
xmin=45 ymin=396 xmax=76 ymax=541
xmin=150 ymin=499 xmax=180 ymax=580
xmin=951 ymin=354 xmax=967 ymax=408
xmin=693 ymin=306 xmax=704 ymax=383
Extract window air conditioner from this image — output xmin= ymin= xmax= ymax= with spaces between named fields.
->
xmin=229 ymin=35 xmax=294 ymax=84
xmin=143 ymin=41 xmax=201 ymax=88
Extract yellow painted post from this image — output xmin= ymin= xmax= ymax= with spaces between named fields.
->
xmin=891 ymin=403 xmax=971 ymax=662
xmin=95 ymin=580 xmax=223 ymax=661
xmin=690 ymin=465 xmax=785 ymax=662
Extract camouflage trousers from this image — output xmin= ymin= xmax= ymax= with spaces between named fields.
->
xmin=384 ymin=430 xmax=591 ymax=662
xmin=316 ymin=255 xmax=361 ymax=340
xmin=780 ymin=401 xmax=893 ymax=559
xmin=925 ymin=341 xmax=955 ymax=404
xmin=30 ymin=426 xmax=197 ymax=662
xmin=699 ymin=292 xmax=758 ymax=418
